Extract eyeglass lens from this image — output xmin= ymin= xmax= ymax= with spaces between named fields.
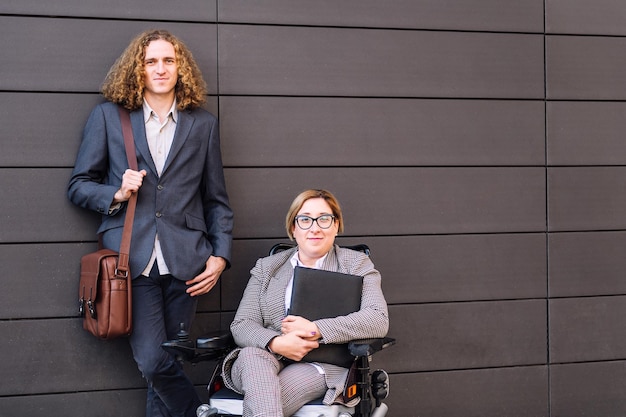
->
xmin=295 ymin=215 xmax=334 ymax=229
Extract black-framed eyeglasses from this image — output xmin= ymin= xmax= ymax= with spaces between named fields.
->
xmin=294 ymin=214 xmax=336 ymax=230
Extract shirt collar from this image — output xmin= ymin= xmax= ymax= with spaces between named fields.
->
xmin=290 ymin=250 xmax=328 ymax=269
xmin=142 ymin=100 xmax=178 ymax=124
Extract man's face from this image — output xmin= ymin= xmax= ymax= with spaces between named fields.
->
xmin=143 ymin=39 xmax=178 ymax=101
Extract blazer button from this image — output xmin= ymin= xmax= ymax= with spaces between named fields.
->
xmin=157 ymin=184 xmax=164 ymax=190
xmin=156 ymin=212 xmax=162 ymax=218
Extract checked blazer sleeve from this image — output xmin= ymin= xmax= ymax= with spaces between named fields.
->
xmin=314 ymin=247 xmax=389 ymax=344
xmin=230 ymin=249 xmax=295 ymax=350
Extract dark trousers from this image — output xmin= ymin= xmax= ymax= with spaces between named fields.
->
xmin=129 ymin=265 xmax=201 ymax=417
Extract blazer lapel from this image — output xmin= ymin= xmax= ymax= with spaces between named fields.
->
xmin=129 ymin=109 xmax=158 ymax=176
xmin=266 ymin=260 xmax=294 ymax=327
xmin=161 ymin=109 xmax=194 ymax=175
xmin=321 ymin=246 xmax=343 ymax=273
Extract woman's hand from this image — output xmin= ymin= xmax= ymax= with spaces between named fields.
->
xmin=269 ymin=330 xmax=319 ymax=361
xmin=281 ymin=315 xmax=321 ymax=341
xmin=264 ymin=316 xmax=321 ymax=361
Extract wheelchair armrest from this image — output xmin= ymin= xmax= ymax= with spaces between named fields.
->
xmin=348 ymin=337 xmax=396 ymax=357
xmin=196 ymin=330 xmax=235 ymax=350
xmin=161 ymin=330 xmax=236 ymax=364
xmin=161 ymin=338 xmax=197 ymax=362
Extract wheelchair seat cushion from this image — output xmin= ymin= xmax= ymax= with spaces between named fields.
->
xmin=209 ymin=387 xmax=355 ymax=417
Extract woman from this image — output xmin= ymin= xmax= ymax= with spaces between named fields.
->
xmin=221 ymin=189 xmax=389 ymax=417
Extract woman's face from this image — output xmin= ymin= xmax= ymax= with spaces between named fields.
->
xmin=292 ymin=197 xmax=339 ymax=267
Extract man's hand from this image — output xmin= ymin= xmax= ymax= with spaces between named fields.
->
xmin=114 ymin=169 xmax=147 ymax=203
xmin=185 ymin=256 xmax=227 ymax=296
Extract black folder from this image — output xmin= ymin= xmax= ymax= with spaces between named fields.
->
xmin=289 ymin=266 xmax=363 ymax=319
xmin=288 ymin=266 xmax=363 ymax=367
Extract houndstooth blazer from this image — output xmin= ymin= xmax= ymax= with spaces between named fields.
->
xmin=222 ymin=244 xmax=389 ymax=405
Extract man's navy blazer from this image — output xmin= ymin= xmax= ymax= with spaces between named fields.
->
xmin=68 ymin=101 xmax=233 ymax=280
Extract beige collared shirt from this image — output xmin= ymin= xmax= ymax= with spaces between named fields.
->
xmin=144 ymin=100 xmax=178 ymax=175
xmin=141 ymin=100 xmax=178 ymax=277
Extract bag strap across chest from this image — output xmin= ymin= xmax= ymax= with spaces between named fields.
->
xmin=116 ymin=106 xmax=138 ymax=277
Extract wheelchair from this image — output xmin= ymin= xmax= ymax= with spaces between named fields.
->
xmin=162 ymin=243 xmax=395 ymax=417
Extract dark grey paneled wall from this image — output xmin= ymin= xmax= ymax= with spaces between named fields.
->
xmin=546 ymin=1 xmax=626 ymax=416
xmin=1 ymin=0 xmax=625 ymax=416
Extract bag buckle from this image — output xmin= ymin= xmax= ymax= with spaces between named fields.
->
xmin=115 ymin=268 xmax=129 ymax=278
xmin=87 ymin=299 xmax=96 ymax=319
xmin=78 ymin=287 xmax=85 ymax=317
xmin=78 ymin=297 xmax=85 ymax=317
xmin=87 ymin=287 xmax=96 ymax=319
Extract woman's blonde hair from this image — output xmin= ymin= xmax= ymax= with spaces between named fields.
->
xmin=101 ymin=29 xmax=207 ymax=111
xmin=285 ymin=189 xmax=344 ymax=240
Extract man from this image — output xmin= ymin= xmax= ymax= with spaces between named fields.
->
xmin=68 ymin=29 xmax=233 ymax=417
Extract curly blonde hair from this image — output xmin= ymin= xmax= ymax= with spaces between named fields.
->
xmin=101 ymin=29 xmax=207 ymax=111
